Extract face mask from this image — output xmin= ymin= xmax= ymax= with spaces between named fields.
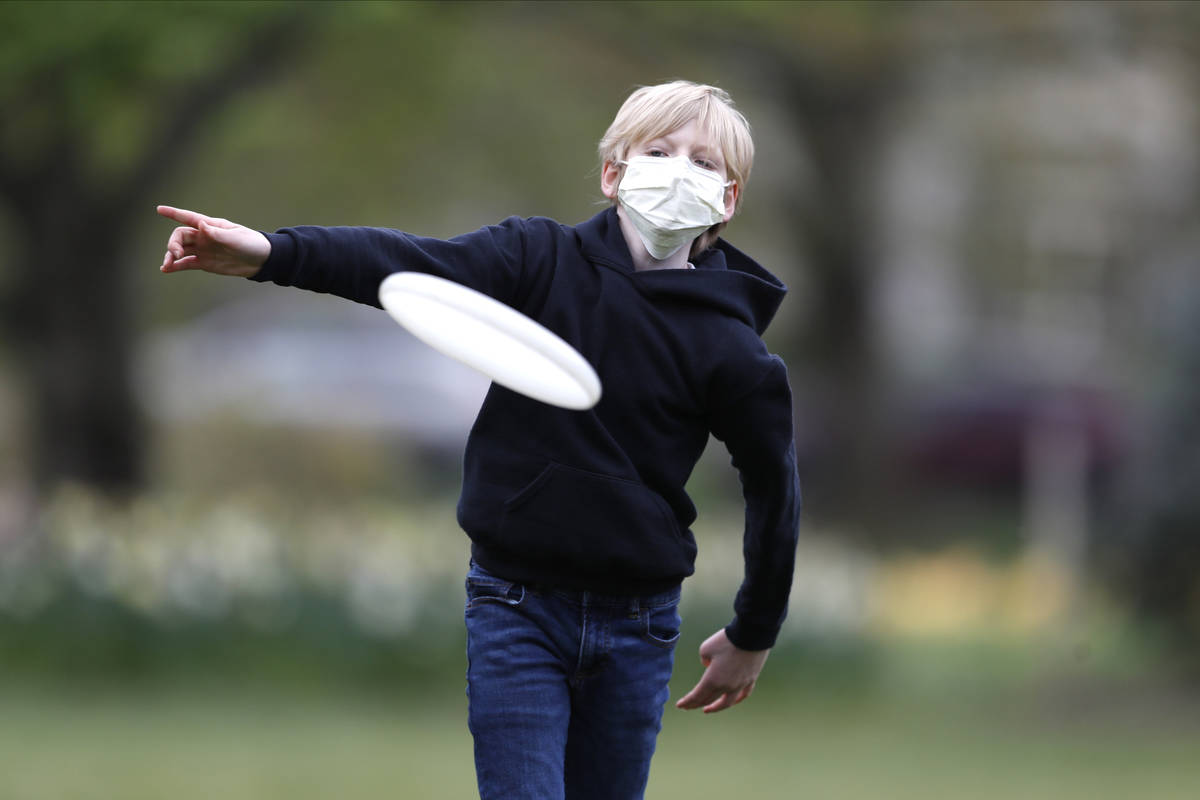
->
xmin=617 ymin=155 xmax=730 ymax=260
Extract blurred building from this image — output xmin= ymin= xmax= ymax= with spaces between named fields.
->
xmin=872 ymin=13 xmax=1198 ymax=569
xmin=138 ymin=289 xmax=489 ymax=453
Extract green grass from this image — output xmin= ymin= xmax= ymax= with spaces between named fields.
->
xmin=0 ymin=683 xmax=476 ymax=800
xmin=654 ymin=687 xmax=1200 ymax=799
xmin=2 ymin=674 xmax=1197 ymax=800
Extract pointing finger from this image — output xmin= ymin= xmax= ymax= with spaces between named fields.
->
xmin=157 ymin=205 xmax=207 ymax=228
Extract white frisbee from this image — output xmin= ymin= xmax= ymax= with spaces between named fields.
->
xmin=378 ymin=272 xmax=602 ymax=410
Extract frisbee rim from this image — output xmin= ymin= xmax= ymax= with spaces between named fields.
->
xmin=378 ymin=271 xmax=601 ymax=410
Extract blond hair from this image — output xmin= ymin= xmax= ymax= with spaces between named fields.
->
xmin=598 ymin=81 xmax=755 ymax=254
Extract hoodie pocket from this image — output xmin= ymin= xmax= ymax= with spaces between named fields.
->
xmin=498 ymin=462 xmax=695 ymax=582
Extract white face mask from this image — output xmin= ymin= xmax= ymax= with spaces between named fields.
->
xmin=617 ymin=155 xmax=730 ymax=260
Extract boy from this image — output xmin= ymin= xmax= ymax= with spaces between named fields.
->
xmin=158 ymin=80 xmax=800 ymax=799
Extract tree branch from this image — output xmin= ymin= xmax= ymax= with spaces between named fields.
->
xmin=109 ymin=6 xmax=321 ymax=217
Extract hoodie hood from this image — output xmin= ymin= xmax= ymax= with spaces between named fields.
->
xmin=576 ymin=207 xmax=787 ymax=336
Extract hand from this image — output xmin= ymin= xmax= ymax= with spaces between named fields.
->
xmin=675 ymin=628 xmax=770 ymax=714
xmin=157 ymin=205 xmax=271 ymax=278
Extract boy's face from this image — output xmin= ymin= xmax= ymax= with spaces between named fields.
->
xmin=601 ymin=119 xmax=739 ymax=222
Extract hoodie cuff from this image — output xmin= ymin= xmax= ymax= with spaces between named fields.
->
xmin=724 ymin=618 xmax=779 ymax=651
xmin=249 ymin=231 xmax=297 ymax=285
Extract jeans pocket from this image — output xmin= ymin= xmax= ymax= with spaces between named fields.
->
xmin=465 ymin=566 xmax=526 ymax=610
xmin=640 ymin=603 xmax=682 ymax=650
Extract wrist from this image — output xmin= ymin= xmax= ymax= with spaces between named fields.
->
xmin=724 ymin=619 xmax=778 ymax=651
xmin=249 ymin=231 xmax=293 ymax=283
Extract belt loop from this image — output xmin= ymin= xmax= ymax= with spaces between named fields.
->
xmin=628 ymin=597 xmax=640 ymax=620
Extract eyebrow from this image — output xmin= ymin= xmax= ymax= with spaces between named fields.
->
xmin=644 ymin=133 xmax=722 ymax=162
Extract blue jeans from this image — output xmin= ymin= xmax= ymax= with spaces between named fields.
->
xmin=464 ymin=561 xmax=682 ymax=800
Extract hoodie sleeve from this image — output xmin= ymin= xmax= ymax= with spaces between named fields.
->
xmin=707 ymin=356 xmax=802 ymax=651
xmin=249 ymin=216 xmax=535 ymax=309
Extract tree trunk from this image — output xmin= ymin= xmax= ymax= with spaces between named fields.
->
xmin=10 ymin=196 xmax=143 ymax=496
xmin=0 ymin=7 xmax=318 ymax=500
xmin=777 ymin=64 xmax=897 ymax=531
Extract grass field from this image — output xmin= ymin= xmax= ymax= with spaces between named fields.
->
xmin=3 ymin=669 xmax=1198 ymax=800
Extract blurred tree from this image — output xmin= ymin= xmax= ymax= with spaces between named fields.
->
xmin=1111 ymin=0 xmax=1200 ymax=657
xmin=1121 ymin=314 xmax=1200 ymax=665
xmin=1128 ymin=7 xmax=1200 ymax=670
xmin=0 ymin=1 xmax=317 ymax=498
xmin=729 ymin=7 xmax=906 ymax=526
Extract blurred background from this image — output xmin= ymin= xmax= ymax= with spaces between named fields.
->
xmin=3 ymin=1 xmax=1200 ymax=797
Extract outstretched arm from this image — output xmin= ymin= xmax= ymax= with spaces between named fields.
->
xmin=157 ymin=205 xmax=271 ymax=278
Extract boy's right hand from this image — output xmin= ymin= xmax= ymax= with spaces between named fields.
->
xmin=157 ymin=205 xmax=271 ymax=278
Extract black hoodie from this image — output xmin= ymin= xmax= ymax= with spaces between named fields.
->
xmin=254 ymin=207 xmax=800 ymax=649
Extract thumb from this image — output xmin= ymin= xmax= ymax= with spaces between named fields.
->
xmin=199 ymin=219 xmax=226 ymax=243
xmin=698 ymin=630 xmax=724 ymax=660
xmin=200 ymin=219 xmax=242 ymax=250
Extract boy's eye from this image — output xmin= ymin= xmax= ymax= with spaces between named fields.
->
xmin=694 ymin=158 xmax=716 ymax=170
xmin=646 ymin=148 xmax=668 ymax=157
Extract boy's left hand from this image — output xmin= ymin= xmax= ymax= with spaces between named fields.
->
xmin=675 ymin=628 xmax=769 ymax=714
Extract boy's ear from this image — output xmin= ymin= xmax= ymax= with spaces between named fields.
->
xmin=722 ymin=182 xmax=740 ymax=222
xmin=601 ymin=161 xmax=622 ymax=200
